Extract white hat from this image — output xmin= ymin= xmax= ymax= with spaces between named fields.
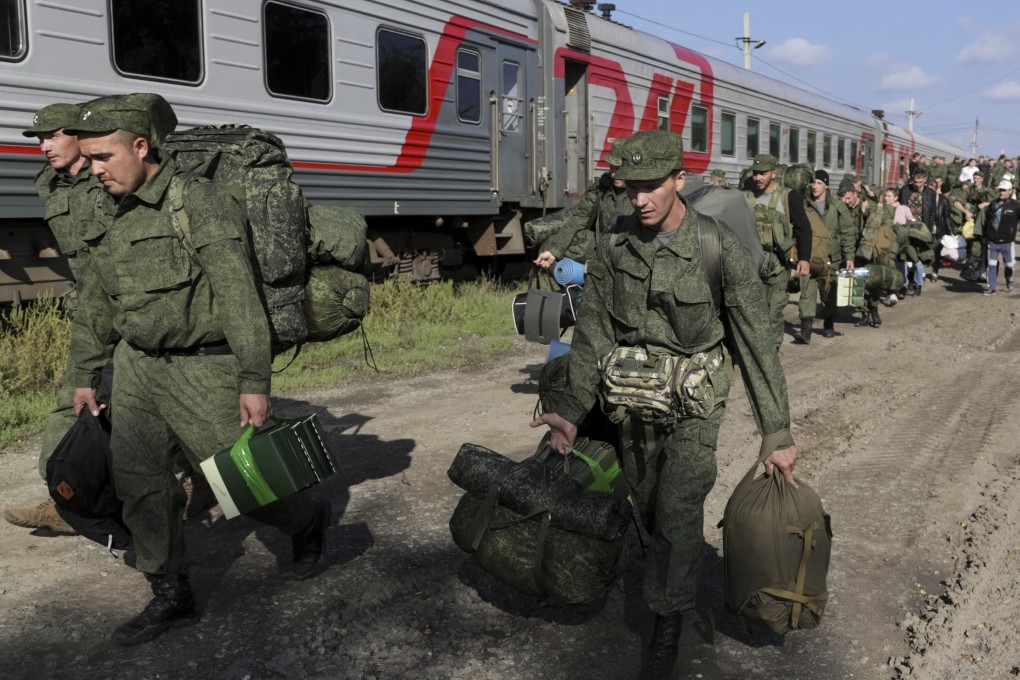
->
xmin=997 ymin=180 xmax=1013 ymax=191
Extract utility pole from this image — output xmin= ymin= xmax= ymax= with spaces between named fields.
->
xmin=906 ymin=97 xmax=922 ymax=132
xmin=971 ymin=118 xmax=979 ymax=156
xmin=736 ymin=12 xmax=765 ymax=71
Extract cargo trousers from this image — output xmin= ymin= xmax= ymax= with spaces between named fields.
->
xmin=110 ymin=343 xmax=314 ymax=575
xmin=760 ymin=252 xmax=790 ymax=348
xmin=796 ymin=271 xmax=836 ymax=325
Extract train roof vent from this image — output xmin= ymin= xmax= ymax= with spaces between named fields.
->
xmin=564 ymin=7 xmax=592 ymax=51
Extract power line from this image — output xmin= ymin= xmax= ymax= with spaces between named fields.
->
xmin=614 ymin=9 xmax=736 ymax=50
xmin=925 ymin=64 xmax=1020 ymax=111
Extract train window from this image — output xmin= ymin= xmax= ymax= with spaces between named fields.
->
xmin=746 ymin=117 xmax=760 ymax=159
xmin=264 ymin=2 xmax=330 ymax=102
xmin=0 ymin=0 xmax=25 ymax=61
xmin=850 ymin=140 xmax=859 ymax=168
xmin=806 ymin=131 xmax=816 ymax=166
xmin=501 ymin=61 xmax=522 ymax=134
xmin=837 ymin=138 xmax=846 ymax=169
xmin=378 ymin=28 xmax=428 ymax=116
xmin=657 ymin=97 xmax=669 ymax=131
xmin=823 ymin=134 xmax=832 ymax=168
xmin=690 ymin=105 xmax=708 ymax=153
xmin=769 ymin=123 xmax=781 ymax=157
xmin=111 ymin=0 xmax=202 ymax=83
xmin=721 ymin=112 xmax=735 ymax=157
xmin=457 ymin=49 xmax=481 ymax=124
xmin=788 ymin=127 xmax=800 ymax=163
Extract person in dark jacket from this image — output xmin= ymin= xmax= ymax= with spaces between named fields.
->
xmin=898 ymin=170 xmax=937 ymax=295
xmin=982 ymin=180 xmax=1020 ymax=295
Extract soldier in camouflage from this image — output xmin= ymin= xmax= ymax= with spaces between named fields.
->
xmin=533 ymin=136 xmax=634 ymax=268
xmin=65 ymin=93 xmax=331 ymax=646
xmin=3 ymin=103 xmax=99 ymax=535
xmin=745 ymin=154 xmax=812 ymax=347
xmin=531 ymin=130 xmax=800 ymax=680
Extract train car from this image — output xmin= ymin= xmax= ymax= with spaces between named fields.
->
xmin=0 ymin=0 xmax=965 ymax=305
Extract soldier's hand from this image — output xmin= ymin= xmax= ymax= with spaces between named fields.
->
xmin=763 ymin=445 xmax=800 ymax=488
xmin=73 ymin=387 xmax=104 ymax=417
xmin=534 ymin=251 xmax=557 ymax=269
xmin=240 ymin=393 xmax=272 ymax=427
xmin=529 ymin=412 xmax=577 ymax=455
xmin=796 ymin=260 xmax=811 ymax=276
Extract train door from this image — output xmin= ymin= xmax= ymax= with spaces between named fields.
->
xmin=859 ymin=134 xmax=875 ymax=185
xmin=562 ymin=60 xmax=589 ymax=199
xmin=494 ymin=43 xmax=530 ymax=201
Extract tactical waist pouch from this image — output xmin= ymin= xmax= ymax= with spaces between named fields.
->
xmin=599 ymin=346 xmax=722 ymax=423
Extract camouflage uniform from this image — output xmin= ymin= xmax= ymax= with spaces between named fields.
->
xmin=538 ymin=173 xmax=634 ymax=261
xmin=552 ymin=133 xmax=795 ymax=616
xmin=66 ymin=100 xmax=314 ymax=576
xmin=798 ymin=190 xmax=857 ymax=330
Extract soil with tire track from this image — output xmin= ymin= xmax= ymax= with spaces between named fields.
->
xmin=1 ymin=266 xmax=1019 ymax=680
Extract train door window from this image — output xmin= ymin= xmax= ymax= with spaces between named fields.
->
xmin=264 ymin=2 xmax=330 ymax=102
xmin=657 ymin=97 xmax=670 ymax=131
xmin=111 ymin=0 xmax=202 ymax=83
xmin=851 ymin=140 xmax=859 ymax=168
xmin=747 ymin=117 xmax=760 ymax=159
xmin=721 ymin=111 xmax=735 ymax=157
xmin=823 ymin=134 xmax=832 ymax=168
xmin=769 ymin=122 xmax=781 ymax=157
xmin=0 ymin=0 xmax=26 ymax=60
xmin=806 ymin=131 xmax=816 ymax=166
xmin=501 ymin=61 xmax=522 ymax=134
xmin=789 ymin=127 xmax=800 ymax=163
xmin=690 ymin=105 xmax=708 ymax=153
xmin=837 ymin=138 xmax=846 ymax=169
xmin=457 ymin=49 xmax=481 ymax=124
xmin=377 ymin=28 xmax=428 ymax=115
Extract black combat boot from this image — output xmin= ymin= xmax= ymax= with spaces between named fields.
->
xmin=855 ymin=309 xmax=872 ymax=327
xmin=112 ymin=573 xmax=198 ymax=646
xmin=870 ymin=307 xmax=882 ymax=327
xmin=642 ymin=613 xmax=683 ymax=680
xmin=793 ymin=318 xmax=812 ymax=344
xmin=914 ymin=284 xmax=922 ymax=297
xmin=292 ymin=496 xmax=332 ymax=580
xmin=822 ymin=318 xmax=838 ymax=338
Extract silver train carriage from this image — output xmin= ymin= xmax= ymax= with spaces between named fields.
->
xmin=0 ymin=0 xmax=966 ymax=304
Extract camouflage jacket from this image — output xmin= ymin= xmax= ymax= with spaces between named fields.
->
xmin=555 ymin=201 xmax=794 ymax=445
xmin=806 ymin=193 xmax=857 ymax=265
xmin=33 ymin=163 xmax=97 ymax=282
xmin=67 ymin=157 xmax=272 ymax=394
xmin=540 ymin=172 xmax=633 ymax=259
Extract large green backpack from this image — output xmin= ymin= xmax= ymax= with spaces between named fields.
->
xmin=720 ymin=446 xmax=832 ymax=634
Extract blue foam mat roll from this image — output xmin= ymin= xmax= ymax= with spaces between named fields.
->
xmin=553 ymin=258 xmax=585 ymax=286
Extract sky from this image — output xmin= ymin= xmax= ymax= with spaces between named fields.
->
xmin=609 ymin=1 xmax=1020 ymax=158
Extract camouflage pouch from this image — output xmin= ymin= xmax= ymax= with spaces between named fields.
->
xmin=599 ymin=346 xmax=679 ymax=424
xmin=673 ymin=350 xmax=724 ymax=419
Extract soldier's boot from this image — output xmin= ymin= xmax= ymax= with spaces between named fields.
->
xmin=3 ymin=497 xmax=74 ymax=533
xmin=822 ymin=318 xmax=838 ymax=339
xmin=855 ymin=310 xmax=872 ymax=327
xmin=112 ymin=574 xmax=198 ymax=646
xmin=642 ymin=613 xmax=682 ymax=680
xmin=292 ymin=496 xmax=332 ymax=580
xmin=870 ymin=307 xmax=882 ymax=328
xmin=792 ymin=318 xmax=812 ymax=345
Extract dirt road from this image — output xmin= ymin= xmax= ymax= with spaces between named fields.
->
xmin=2 ymin=268 xmax=1019 ymax=680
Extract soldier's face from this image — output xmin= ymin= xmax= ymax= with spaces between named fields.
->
xmin=79 ymin=132 xmax=151 ymax=196
xmin=625 ymin=170 xmax=686 ymax=231
xmin=37 ymin=129 xmax=81 ymax=171
xmin=810 ymin=179 xmax=827 ymax=200
xmin=841 ymin=191 xmax=858 ymax=208
xmin=752 ymin=169 xmax=775 ymax=192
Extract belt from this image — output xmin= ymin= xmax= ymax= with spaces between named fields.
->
xmin=130 ymin=340 xmax=233 ymax=362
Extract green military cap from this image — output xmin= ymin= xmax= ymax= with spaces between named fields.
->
xmin=837 ymin=177 xmax=856 ymax=196
xmin=604 ymin=137 xmax=629 ymax=166
xmin=750 ymin=154 xmax=778 ymax=172
xmin=844 ymin=173 xmax=858 ymax=182
xmin=22 ymin=103 xmax=81 ymax=137
xmin=711 ymin=168 xmax=726 ymax=178
xmin=66 ymin=92 xmax=178 ymax=149
xmin=614 ymin=130 xmax=683 ymax=181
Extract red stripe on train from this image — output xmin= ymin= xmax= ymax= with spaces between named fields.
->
xmin=0 ymin=145 xmax=42 ymax=155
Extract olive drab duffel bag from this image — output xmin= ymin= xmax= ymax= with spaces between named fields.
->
xmin=719 ymin=445 xmax=832 ymax=634
xmin=447 ymin=442 xmax=631 ymax=605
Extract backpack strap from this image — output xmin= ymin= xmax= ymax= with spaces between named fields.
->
xmin=167 ymin=174 xmax=198 ymax=260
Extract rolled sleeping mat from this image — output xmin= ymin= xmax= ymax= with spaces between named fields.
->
xmin=553 ymin=258 xmax=585 ymax=286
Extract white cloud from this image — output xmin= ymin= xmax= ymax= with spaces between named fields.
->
xmin=985 ymin=81 xmax=1020 ymax=101
xmin=767 ymin=38 xmax=831 ymax=67
xmin=955 ymin=16 xmax=974 ymax=32
xmin=957 ymin=30 xmax=1016 ymax=64
xmin=878 ymin=66 xmax=938 ymax=91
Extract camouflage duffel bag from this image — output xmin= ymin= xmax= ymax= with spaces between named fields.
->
xmin=303 ymin=264 xmax=370 ymax=341
xmin=862 ymin=262 xmax=904 ymax=296
xmin=447 ymin=442 xmax=630 ymax=605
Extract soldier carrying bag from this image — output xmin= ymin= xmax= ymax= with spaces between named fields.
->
xmin=719 ymin=434 xmax=832 ymax=634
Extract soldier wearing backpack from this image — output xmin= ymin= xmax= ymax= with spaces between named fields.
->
xmin=745 ymin=154 xmax=812 ymax=347
xmin=532 ymin=131 xmax=799 ymax=680
xmin=65 ymin=93 xmax=331 ymax=646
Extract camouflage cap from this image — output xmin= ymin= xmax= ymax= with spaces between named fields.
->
xmin=604 ymin=137 xmax=629 ymax=167
xmin=750 ymin=154 xmax=778 ymax=173
xmin=22 ymin=103 xmax=82 ymax=137
xmin=711 ymin=168 xmax=726 ymax=178
xmin=844 ymin=173 xmax=858 ymax=182
xmin=614 ymin=130 xmax=684 ymax=181
xmin=66 ymin=92 xmax=178 ymax=149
